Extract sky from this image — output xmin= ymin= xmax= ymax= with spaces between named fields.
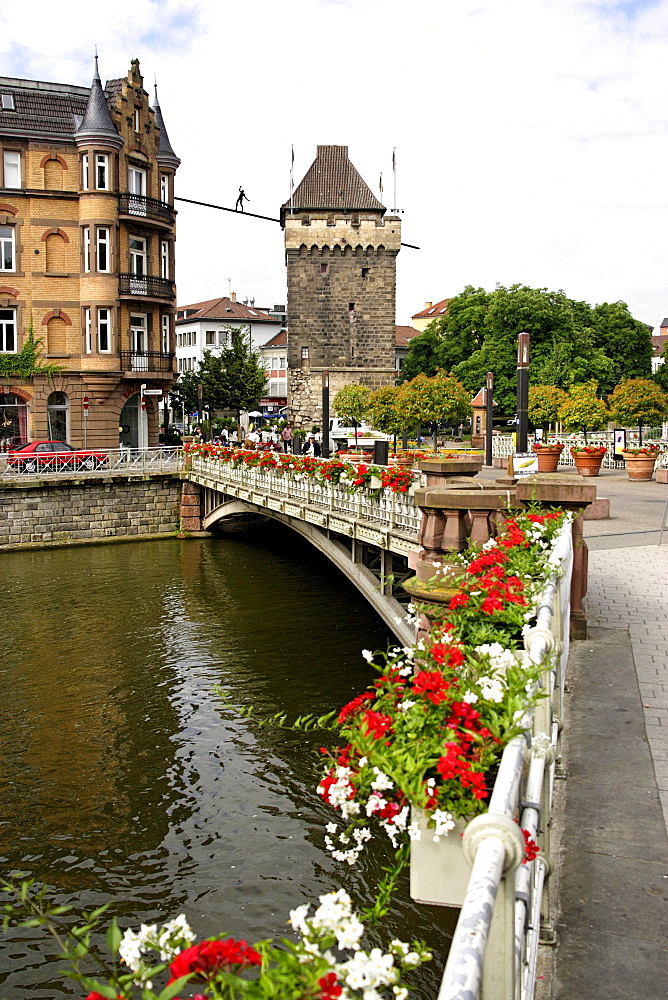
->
xmin=1 ymin=0 xmax=667 ymax=329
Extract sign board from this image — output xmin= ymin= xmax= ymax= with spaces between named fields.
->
xmin=142 ymin=389 xmax=164 ymax=395
xmin=513 ymin=451 xmax=539 ymax=477
xmin=82 ymin=395 xmax=89 ymax=412
xmin=613 ymin=428 xmax=627 ymax=459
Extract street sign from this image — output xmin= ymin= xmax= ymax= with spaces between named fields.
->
xmin=142 ymin=389 xmax=164 ymax=395
xmin=82 ymin=395 xmax=89 ymax=411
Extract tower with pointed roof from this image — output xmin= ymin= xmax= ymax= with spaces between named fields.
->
xmin=0 ymin=57 xmax=180 ymax=448
xmin=281 ymin=145 xmax=401 ymax=429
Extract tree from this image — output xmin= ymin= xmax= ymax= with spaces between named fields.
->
xmin=367 ymin=385 xmax=403 ymax=436
xmin=400 ymin=286 xmax=487 ymax=383
xmin=209 ymin=331 xmax=267 ymax=416
xmin=398 ymin=327 xmax=442 ymax=382
xmin=169 ymin=369 xmax=200 ymax=422
xmin=396 ymin=373 xmax=471 ymax=451
xmin=607 ymin=378 xmax=668 ymax=444
xmin=557 ymin=381 xmax=608 ymax=442
xmin=590 ymin=302 xmax=653 ymax=386
xmin=528 ymin=385 xmax=568 ymax=431
xmin=332 ymin=383 xmax=372 ymax=449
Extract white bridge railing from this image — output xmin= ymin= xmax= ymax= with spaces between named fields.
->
xmin=0 ymin=447 xmax=183 ymax=479
xmin=492 ymin=433 xmax=668 ymax=468
xmin=190 ymin=454 xmax=422 ymax=537
xmin=436 ymin=524 xmax=573 ymax=1000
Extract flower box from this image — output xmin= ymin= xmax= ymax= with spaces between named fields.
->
xmin=409 ymin=810 xmax=470 ymax=907
xmin=570 ymin=447 xmax=606 ymax=478
xmin=531 ymin=444 xmax=563 ymax=473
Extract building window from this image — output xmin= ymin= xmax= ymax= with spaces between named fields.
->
xmin=301 ymin=345 xmax=309 ymax=359
xmin=134 ymin=108 xmax=141 ymax=132
xmin=129 ymin=236 xmax=146 ymax=275
xmin=161 ymin=314 xmax=169 ymax=354
xmin=161 ymin=240 xmax=169 ymax=279
xmin=205 ymin=330 xmax=215 ymax=346
xmin=95 ymin=153 xmax=109 ymax=190
xmin=349 ymin=302 xmax=355 ymax=311
xmin=130 ymin=314 xmax=146 ymax=356
xmin=97 ymin=227 xmax=110 ymax=272
xmin=82 ymin=153 xmax=89 ymax=190
xmin=3 ymin=151 xmax=20 ymax=188
xmin=218 ymin=330 xmax=227 ymax=346
xmin=279 ymin=356 xmax=287 ymax=369
xmin=192 ymin=332 xmax=197 ymax=346
xmin=1 ymin=94 xmax=15 ymax=110
xmin=160 ymin=174 xmax=169 ymax=203
xmin=361 ymin=267 xmax=369 ymax=278
xmin=321 ymin=263 xmax=328 ymax=274
xmin=129 ymin=166 xmax=146 ymax=196
xmin=98 ymin=308 xmax=110 ymax=352
xmin=0 ymin=226 xmax=15 ymax=271
xmin=83 ymin=307 xmax=92 ymax=353
xmin=47 ymin=391 xmax=68 ymax=442
xmin=0 ymin=307 xmax=16 ymax=352
xmin=82 ymin=227 xmax=90 ymax=273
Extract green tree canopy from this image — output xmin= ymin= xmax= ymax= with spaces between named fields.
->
xmin=607 ymin=378 xmax=668 ymax=431
xmin=366 ymin=385 xmax=409 ymax=437
xmin=528 ymin=385 xmax=568 ymax=429
xmin=332 ymin=384 xmax=372 ymax=426
xmin=396 ymin=373 xmax=471 ymax=429
xmin=590 ymin=303 xmax=654 ymax=386
xmin=169 ymin=328 xmax=267 ymax=421
xmin=557 ymin=381 xmax=608 ymax=436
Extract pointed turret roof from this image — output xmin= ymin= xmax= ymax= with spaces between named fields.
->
xmin=152 ymin=85 xmax=181 ymax=169
xmin=75 ymin=56 xmax=122 ymax=148
xmin=281 ymin=145 xmax=384 ymax=223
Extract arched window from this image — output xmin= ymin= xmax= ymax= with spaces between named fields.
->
xmin=45 ymin=232 xmax=66 ymax=272
xmin=47 ymin=391 xmax=68 ymax=442
xmin=47 ymin=316 xmax=67 ymax=355
xmin=0 ymin=392 xmax=29 ymax=450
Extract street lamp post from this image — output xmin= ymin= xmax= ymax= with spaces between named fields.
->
xmin=321 ymin=369 xmax=330 ymax=458
xmin=485 ymin=371 xmax=494 ymax=467
xmin=517 ymin=332 xmax=530 ymax=453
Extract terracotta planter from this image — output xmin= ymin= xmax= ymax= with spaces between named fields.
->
xmin=533 ymin=446 xmax=563 ymax=473
xmin=622 ymin=452 xmax=657 ymax=481
xmin=571 ymin=451 xmax=604 ymax=477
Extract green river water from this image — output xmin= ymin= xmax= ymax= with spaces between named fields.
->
xmin=0 ymin=527 xmax=456 ymax=997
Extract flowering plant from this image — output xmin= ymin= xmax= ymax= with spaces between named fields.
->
xmin=317 ymin=511 xmax=570 ymax=871
xmin=531 ymin=441 xmax=564 ymax=451
xmin=0 ymin=879 xmax=430 ymax=1000
xmin=379 ymin=466 xmax=414 ymax=493
xmin=570 ymin=445 xmax=606 ymax=456
xmin=621 ymin=446 xmax=659 ymax=455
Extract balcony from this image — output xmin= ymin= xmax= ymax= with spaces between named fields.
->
xmin=118 ymin=193 xmax=176 ymax=228
xmin=119 ymin=273 xmax=175 ymax=300
xmin=120 ymin=350 xmax=175 ymax=376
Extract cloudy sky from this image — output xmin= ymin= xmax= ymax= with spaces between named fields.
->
xmin=1 ymin=0 xmax=667 ymax=329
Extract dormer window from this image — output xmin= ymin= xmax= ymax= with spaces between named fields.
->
xmin=1 ymin=94 xmax=15 ymax=110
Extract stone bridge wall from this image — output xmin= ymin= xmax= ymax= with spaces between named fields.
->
xmin=0 ymin=473 xmax=182 ymax=549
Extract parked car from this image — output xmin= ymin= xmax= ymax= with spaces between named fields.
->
xmin=7 ymin=441 xmax=107 ymax=473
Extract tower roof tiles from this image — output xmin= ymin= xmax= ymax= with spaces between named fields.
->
xmin=282 ymin=145 xmax=384 ymax=219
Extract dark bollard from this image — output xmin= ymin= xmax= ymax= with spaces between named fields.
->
xmin=374 ymin=439 xmax=389 ymax=466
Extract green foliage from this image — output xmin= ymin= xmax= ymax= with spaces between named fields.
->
xmin=607 ymin=378 xmax=668 ymax=428
xmin=169 ymin=328 xmax=267 ymax=418
xmin=332 ymin=383 xmax=372 ymax=426
xmin=214 ymin=685 xmax=338 ymax=730
xmin=590 ymin=302 xmax=653 ymax=385
xmin=366 ymin=385 xmax=412 ymax=436
xmin=395 ymin=372 xmax=471 ymax=430
xmin=557 ymin=380 xmax=608 ymax=433
xmin=528 ymin=385 xmax=568 ymax=428
xmin=0 ymin=330 xmax=62 ymax=378
xmin=398 ymin=327 xmax=442 ymax=382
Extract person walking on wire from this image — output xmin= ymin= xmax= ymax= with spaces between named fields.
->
xmin=235 ymin=186 xmax=249 ymax=211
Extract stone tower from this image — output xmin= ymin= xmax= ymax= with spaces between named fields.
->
xmin=281 ymin=145 xmax=401 ymax=428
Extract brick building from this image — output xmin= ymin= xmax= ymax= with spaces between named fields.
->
xmin=0 ymin=57 xmax=179 ymax=450
xmin=281 ymin=145 xmax=400 ymax=428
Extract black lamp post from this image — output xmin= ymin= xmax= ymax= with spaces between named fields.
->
xmin=321 ymin=369 xmax=330 ymax=458
xmin=485 ymin=371 xmax=494 ymax=467
xmin=516 ymin=332 xmax=530 ymax=452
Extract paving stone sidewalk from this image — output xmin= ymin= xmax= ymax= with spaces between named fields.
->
xmin=586 ymin=544 xmax=668 ymax=830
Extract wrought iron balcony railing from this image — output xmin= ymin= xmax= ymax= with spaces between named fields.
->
xmin=118 ymin=193 xmax=176 ymax=226
xmin=119 ymin=273 xmax=175 ymax=299
xmin=120 ymin=350 xmax=174 ymax=373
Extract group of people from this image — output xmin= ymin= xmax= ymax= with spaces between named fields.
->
xmin=192 ymin=423 xmax=322 ymax=456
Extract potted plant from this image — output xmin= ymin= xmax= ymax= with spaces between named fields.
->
xmin=619 ymin=445 xmax=661 ymax=481
xmin=557 ymin=381 xmax=608 ymax=474
xmin=395 ymin=372 xmax=472 ymax=455
xmin=569 ymin=443 xmax=606 ymax=477
xmin=608 ymin=378 xmax=668 ymax=446
xmin=531 ymin=440 xmax=564 ymax=473
xmin=332 ymin=383 xmax=373 ymax=451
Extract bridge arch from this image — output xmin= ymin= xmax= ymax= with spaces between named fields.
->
xmin=204 ymin=498 xmax=414 ymax=646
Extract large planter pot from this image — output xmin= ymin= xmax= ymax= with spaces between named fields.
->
xmin=571 ymin=451 xmax=604 ymax=477
xmin=622 ymin=452 xmax=657 ymax=481
xmin=532 ymin=446 xmax=563 ymax=473
xmin=409 ymin=809 xmax=470 ymax=907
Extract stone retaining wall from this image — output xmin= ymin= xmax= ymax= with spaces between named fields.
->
xmin=0 ymin=473 xmax=182 ymax=548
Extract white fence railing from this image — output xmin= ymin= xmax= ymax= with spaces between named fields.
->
xmin=492 ymin=433 xmax=668 ymax=468
xmin=436 ymin=523 xmax=573 ymax=1000
xmin=0 ymin=447 xmax=183 ymax=480
xmin=191 ymin=455 xmax=422 ymax=535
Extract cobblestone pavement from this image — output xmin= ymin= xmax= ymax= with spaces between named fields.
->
xmin=585 ymin=544 xmax=668 ymax=831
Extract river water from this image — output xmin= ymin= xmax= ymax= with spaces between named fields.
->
xmin=0 ymin=528 xmax=456 ymax=997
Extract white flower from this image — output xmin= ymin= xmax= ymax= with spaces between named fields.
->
xmin=463 ymin=690 xmax=479 ymax=704
xmin=370 ymin=767 xmax=393 ymax=792
xmin=407 ymin=821 xmax=422 ymax=841
xmin=398 ymin=699 xmax=416 ymax=712
xmin=390 ymin=940 xmax=409 ymax=956
xmin=479 ymin=676 xmax=504 ymax=703
xmin=362 ymin=649 xmax=374 ymax=663
xmin=289 ymin=904 xmax=310 ymax=935
xmin=432 ymin=809 xmax=456 ymax=839
xmin=394 ymin=988 xmax=409 ymax=1000
xmin=366 ymin=793 xmax=387 ymax=816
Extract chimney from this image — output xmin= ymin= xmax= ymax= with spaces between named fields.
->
xmin=230 ymin=291 xmax=237 ymax=303
xmin=424 ymin=301 xmax=432 ymax=310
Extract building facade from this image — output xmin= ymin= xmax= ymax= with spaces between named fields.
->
xmin=175 ymin=294 xmax=281 ymax=373
xmin=0 ymin=57 xmax=179 ymax=450
xmin=411 ymin=298 xmax=450 ymax=332
xmin=257 ymin=328 xmax=288 ymax=415
xmin=281 ymin=145 xmax=400 ymax=428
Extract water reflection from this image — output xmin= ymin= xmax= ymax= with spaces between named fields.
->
xmin=0 ymin=527 xmax=456 ymax=997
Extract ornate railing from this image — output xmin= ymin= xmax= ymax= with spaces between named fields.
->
xmin=118 ymin=193 xmax=175 ymax=226
xmin=434 ymin=524 xmax=573 ymax=1000
xmin=120 ymin=350 xmax=174 ymax=373
xmin=119 ymin=273 xmax=175 ymax=299
xmin=0 ymin=446 xmax=183 ymax=479
xmin=492 ymin=432 xmax=668 ymax=468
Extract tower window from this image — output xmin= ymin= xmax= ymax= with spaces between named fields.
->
xmin=301 ymin=216 xmax=310 ymax=226
xmin=320 ymin=263 xmax=328 ymax=274
xmin=301 ymin=345 xmax=309 ymax=359
xmin=349 ymin=302 xmax=355 ymax=311
xmin=361 ymin=267 xmax=369 ymax=278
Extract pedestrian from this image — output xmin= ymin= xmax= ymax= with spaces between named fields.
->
xmin=302 ymin=433 xmax=321 ymax=458
xmin=281 ymin=424 xmax=293 ymax=453
xmin=193 ymin=426 xmax=203 ymax=442
xmin=221 ymin=427 xmax=229 ymax=445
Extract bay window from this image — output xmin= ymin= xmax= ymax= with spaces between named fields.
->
xmin=84 ymin=307 xmax=91 ymax=353
xmin=0 ymin=226 xmax=15 ymax=271
xmin=0 ymin=308 xmax=16 ymax=352
xmin=98 ymin=308 xmax=110 ymax=352
xmin=96 ymin=154 xmax=109 ymax=190
xmin=96 ymin=227 xmax=110 ymax=272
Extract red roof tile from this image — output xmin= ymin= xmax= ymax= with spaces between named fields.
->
xmin=175 ymin=296 xmax=280 ymax=324
xmin=412 ymin=297 xmax=450 ymax=320
xmin=395 ymin=325 xmax=420 ymax=347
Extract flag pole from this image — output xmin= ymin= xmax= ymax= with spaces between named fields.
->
xmin=392 ymin=147 xmax=397 ymax=213
xmin=290 ymin=145 xmax=294 ymax=215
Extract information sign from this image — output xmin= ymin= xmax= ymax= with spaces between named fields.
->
xmin=513 ymin=452 xmax=539 ymax=477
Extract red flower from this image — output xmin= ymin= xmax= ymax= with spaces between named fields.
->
xmin=448 ymin=592 xmax=469 ymax=610
xmin=319 ymin=973 xmax=343 ymax=1000
xmin=169 ymin=939 xmax=261 ymax=983
xmin=361 ymin=710 xmax=393 ymax=738
xmin=522 ymin=828 xmax=540 ymax=863
xmin=481 ymin=595 xmax=504 ymax=614
xmin=338 ymin=691 xmax=374 ymax=724
xmin=412 ymin=670 xmax=450 ymax=704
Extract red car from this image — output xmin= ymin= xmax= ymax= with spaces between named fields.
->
xmin=7 ymin=440 xmax=107 ymax=473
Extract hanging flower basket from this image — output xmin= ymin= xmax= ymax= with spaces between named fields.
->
xmin=570 ymin=446 xmax=606 ymax=478
xmin=532 ymin=442 xmax=564 ymax=473
xmin=621 ymin=448 xmax=659 ymax=481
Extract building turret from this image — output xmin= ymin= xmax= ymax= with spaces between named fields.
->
xmin=152 ymin=85 xmax=181 ymax=170
xmin=74 ymin=56 xmax=123 ymax=149
xmin=282 ymin=145 xmax=400 ymax=428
